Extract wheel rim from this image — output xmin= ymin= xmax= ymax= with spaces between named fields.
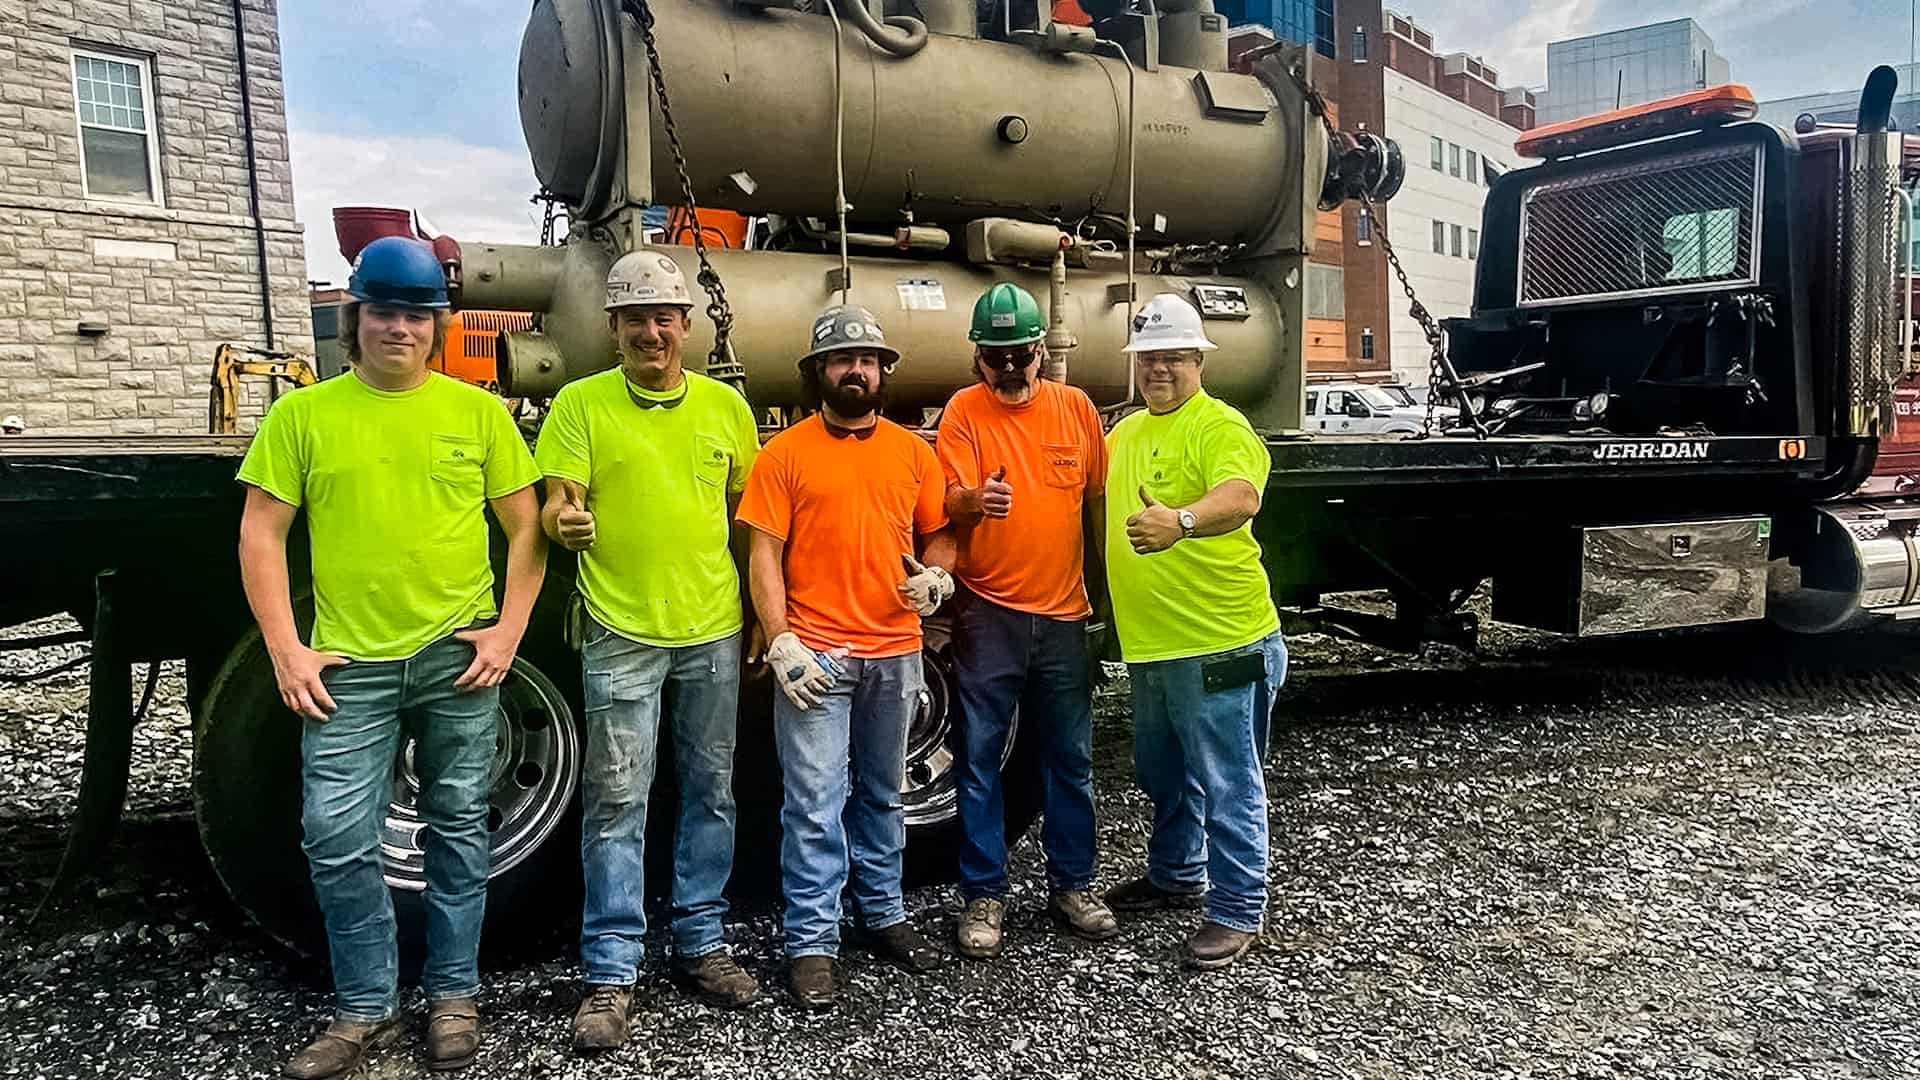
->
xmin=378 ymin=657 xmax=580 ymax=891
xmin=901 ymin=641 xmax=1016 ymax=828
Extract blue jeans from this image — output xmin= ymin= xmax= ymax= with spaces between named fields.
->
xmin=772 ymin=652 xmax=922 ymax=957
xmin=578 ymin=620 xmax=742 ymax=983
xmin=1127 ymin=632 xmax=1287 ymax=934
xmin=302 ymin=635 xmax=497 ymax=1022
xmin=952 ymin=591 xmax=1097 ymax=900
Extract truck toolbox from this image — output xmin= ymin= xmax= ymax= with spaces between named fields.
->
xmin=1494 ymin=517 xmax=1772 ymax=635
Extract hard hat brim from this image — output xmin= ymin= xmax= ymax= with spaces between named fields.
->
xmin=604 ymin=298 xmax=697 ymax=312
xmin=969 ymin=329 xmax=1047 ymax=346
xmin=802 ymin=340 xmax=902 ymax=363
xmin=1122 ymin=337 xmax=1219 ymax=353
xmin=348 ymin=287 xmax=451 ymax=310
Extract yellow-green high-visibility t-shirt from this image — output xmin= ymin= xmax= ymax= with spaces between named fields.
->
xmin=1104 ymin=389 xmax=1280 ymax=663
xmin=236 ymin=371 xmax=541 ymax=662
xmin=533 ymin=368 xmax=759 ymax=646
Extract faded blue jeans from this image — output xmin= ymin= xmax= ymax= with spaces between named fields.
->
xmin=578 ymin=619 xmax=742 ymax=983
xmin=1127 ymin=631 xmax=1287 ymax=934
xmin=773 ymin=652 xmax=922 ymax=958
xmin=303 ymin=634 xmax=497 ymax=1022
xmin=952 ymin=591 xmax=1097 ymax=901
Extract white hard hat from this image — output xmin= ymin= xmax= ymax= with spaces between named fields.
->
xmin=605 ymin=250 xmax=694 ymax=311
xmin=1 ymin=414 xmax=22 ymax=432
xmin=1123 ymin=293 xmax=1218 ymax=353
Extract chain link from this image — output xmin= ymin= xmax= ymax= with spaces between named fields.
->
xmin=1292 ymin=66 xmax=1485 ymax=439
xmin=623 ymin=0 xmax=745 ymax=387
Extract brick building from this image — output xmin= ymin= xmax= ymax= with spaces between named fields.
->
xmin=0 ymin=0 xmax=310 ymax=434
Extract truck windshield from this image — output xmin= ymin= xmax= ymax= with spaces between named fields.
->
xmin=1358 ymin=386 xmax=1402 ymax=411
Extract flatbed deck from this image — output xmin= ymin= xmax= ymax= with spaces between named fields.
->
xmin=1262 ymin=432 xmax=1827 ymax=488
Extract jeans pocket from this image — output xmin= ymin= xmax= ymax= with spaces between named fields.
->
xmin=584 ymin=671 xmax=612 ymax=713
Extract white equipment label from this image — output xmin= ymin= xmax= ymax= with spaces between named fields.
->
xmin=896 ymin=278 xmax=946 ymax=311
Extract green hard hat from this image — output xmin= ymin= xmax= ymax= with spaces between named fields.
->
xmin=968 ymin=282 xmax=1046 ymax=346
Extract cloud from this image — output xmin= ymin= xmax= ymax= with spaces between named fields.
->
xmin=289 ymin=126 xmax=544 ymax=287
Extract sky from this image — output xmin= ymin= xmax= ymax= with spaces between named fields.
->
xmin=283 ymin=0 xmax=1916 ymax=286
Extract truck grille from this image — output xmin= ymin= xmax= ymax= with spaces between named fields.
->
xmin=1518 ymin=143 xmax=1762 ymax=305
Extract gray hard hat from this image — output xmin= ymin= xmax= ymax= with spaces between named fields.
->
xmin=801 ymin=304 xmax=900 ymax=365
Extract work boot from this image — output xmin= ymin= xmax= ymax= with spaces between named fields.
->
xmin=863 ymin=922 xmax=945 ymax=974
xmin=281 ymin=1016 xmax=401 ymax=1080
xmin=571 ymin=984 xmax=633 ymax=1054
xmin=787 ymin=956 xmax=837 ymax=1011
xmin=955 ymin=897 xmax=1006 ymax=960
xmin=1183 ymin=922 xmax=1258 ymax=971
xmin=674 ymin=951 xmax=761 ymax=1008
xmin=1104 ymin=875 xmax=1205 ymax=913
xmin=1049 ymin=889 xmax=1121 ymax=941
xmin=425 ymin=997 xmax=481 ymax=1072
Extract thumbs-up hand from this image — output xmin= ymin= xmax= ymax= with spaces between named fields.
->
xmin=555 ymin=478 xmax=597 ymax=552
xmin=981 ymin=464 xmax=1014 ymax=518
xmin=1125 ymin=484 xmax=1182 ymax=554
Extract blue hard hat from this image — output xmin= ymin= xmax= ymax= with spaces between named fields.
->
xmin=347 ymin=236 xmax=450 ymax=309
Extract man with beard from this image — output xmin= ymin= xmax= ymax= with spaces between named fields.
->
xmin=935 ymin=283 xmax=1117 ymax=960
xmin=534 ymin=252 xmax=763 ymax=1052
xmin=1101 ymin=293 xmax=1285 ymax=972
xmin=736 ymin=304 xmax=957 ymax=1009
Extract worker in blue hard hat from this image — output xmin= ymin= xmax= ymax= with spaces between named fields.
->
xmin=237 ymin=234 xmax=547 ymax=1079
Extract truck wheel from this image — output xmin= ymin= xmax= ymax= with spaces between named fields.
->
xmin=191 ymin=620 xmax=583 ymax=966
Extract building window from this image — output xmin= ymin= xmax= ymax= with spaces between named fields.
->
xmin=1360 ymin=327 xmax=1375 ymax=360
xmin=1307 ymin=262 xmax=1346 ymax=319
xmin=1351 ymin=27 xmax=1367 ymax=62
xmin=1313 ymin=0 xmax=1335 ymax=59
xmin=1449 ymin=143 xmax=1462 ymax=178
xmin=1451 ymin=224 xmax=1464 ymax=257
xmin=71 ymin=50 xmax=162 ymax=204
xmin=1355 ymin=208 xmax=1373 ymax=245
xmin=1430 ymin=136 xmax=1444 ymax=171
xmin=1468 ymin=228 xmax=1479 ymax=259
xmin=1464 ymin=149 xmax=1479 ymax=184
xmin=1432 ymin=219 xmax=1446 ymax=253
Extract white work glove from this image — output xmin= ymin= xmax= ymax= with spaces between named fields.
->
xmin=766 ymin=631 xmax=844 ymax=711
xmin=899 ymin=554 xmax=955 ymax=617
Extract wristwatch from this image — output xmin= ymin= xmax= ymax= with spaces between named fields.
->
xmin=1177 ymin=509 xmax=1198 ymax=538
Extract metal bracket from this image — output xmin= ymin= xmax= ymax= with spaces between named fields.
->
xmin=826 ymin=266 xmax=852 ymax=295
xmin=1106 ymin=281 xmax=1137 ymax=306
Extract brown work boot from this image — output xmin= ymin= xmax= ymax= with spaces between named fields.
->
xmin=425 ymin=997 xmax=481 ymax=1072
xmin=787 ymin=955 xmax=837 ymax=1011
xmin=281 ymin=1016 xmax=401 ymax=1080
xmin=571 ymin=984 xmax=633 ymax=1055
xmin=1104 ymin=874 xmax=1205 ymax=913
xmin=864 ymin=922 xmax=945 ymax=974
xmin=1183 ymin=921 xmax=1258 ymax=971
xmin=1049 ymin=889 xmax=1121 ymax=941
xmin=674 ymin=951 xmax=761 ymax=1008
xmin=955 ymin=897 xmax=1006 ymax=960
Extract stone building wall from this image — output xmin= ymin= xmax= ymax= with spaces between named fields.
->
xmin=0 ymin=0 xmax=311 ymax=434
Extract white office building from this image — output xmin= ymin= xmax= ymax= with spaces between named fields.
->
xmin=1382 ymin=62 xmax=1522 ymax=387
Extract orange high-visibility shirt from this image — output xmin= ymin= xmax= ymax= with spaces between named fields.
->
xmin=935 ymin=380 xmax=1107 ymax=619
xmin=737 ymin=415 xmax=949 ymax=658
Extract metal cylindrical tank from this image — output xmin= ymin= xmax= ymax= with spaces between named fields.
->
xmin=518 ymin=0 xmax=1301 ymax=247
xmin=471 ymin=240 xmax=1286 ymax=407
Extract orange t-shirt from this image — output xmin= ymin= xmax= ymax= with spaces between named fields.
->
xmin=935 ymin=380 xmax=1108 ymax=619
xmin=736 ymin=415 xmax=949 ymax=658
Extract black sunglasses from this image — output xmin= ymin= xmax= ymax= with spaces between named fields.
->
xmin=979 ymin=345 xmax=1040 ymax=370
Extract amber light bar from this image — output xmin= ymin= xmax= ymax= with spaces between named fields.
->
xmin=1516 ymin=85 xmax=1760 ymax=161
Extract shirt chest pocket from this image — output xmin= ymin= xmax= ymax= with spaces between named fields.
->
xmin=693 ymin=438 xmax=731 ymax=488
xmin=430 ymin=433 xmax=485 ymax=494
xmin=1042 ymin=442 xmax=1084 ymax=490
xmin=1138 ymin=443 xmax=1202 ymax=506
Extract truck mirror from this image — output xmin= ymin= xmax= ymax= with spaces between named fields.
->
xmin=1346 ymin=401 xmax=1371 ymax=418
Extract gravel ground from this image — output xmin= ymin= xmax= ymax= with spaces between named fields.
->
xmin=1 ymin=613 xmax=1917 ymax=1079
